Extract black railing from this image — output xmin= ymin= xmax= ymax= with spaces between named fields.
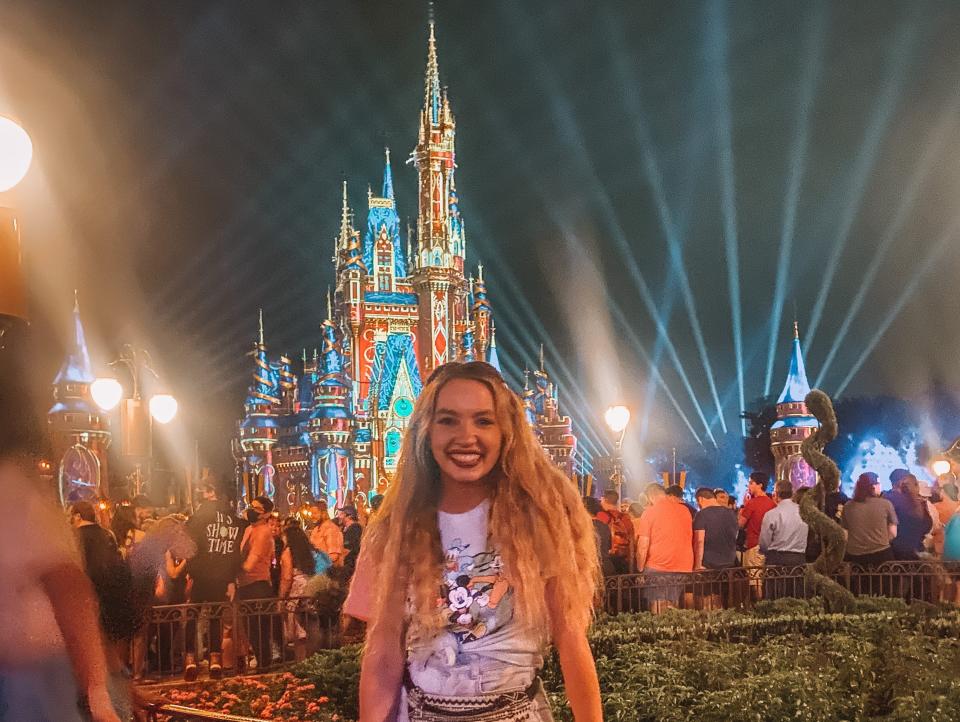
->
xmin=601 ymin=560 xmax=960 ymax=614
xmin=132 ymin=596 xmax=339 ymax=682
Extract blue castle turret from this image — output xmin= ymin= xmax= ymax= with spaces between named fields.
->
xmin=363 ymin=149 xmax=407 ymax=288
xmin=770 ymin=322 xmax=819 ymax=489
xmin=308 ymin=305 xmax=355 ymax=509
xmin=238 ymin=311 xmax=281 ymax=500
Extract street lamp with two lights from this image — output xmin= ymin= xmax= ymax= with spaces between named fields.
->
xmin=91 ymin=345 xmax=177 ymax=498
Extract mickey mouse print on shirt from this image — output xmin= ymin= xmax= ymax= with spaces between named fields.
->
xmin=441 ymin=537 xmax=511 ymax=643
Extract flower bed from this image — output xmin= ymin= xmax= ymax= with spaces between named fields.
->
xmin=156 ymin=598 xmax=960 ymax=721
xmin=158 ymin=672 xmax=342 ymax=721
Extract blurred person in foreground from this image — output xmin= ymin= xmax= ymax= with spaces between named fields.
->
xmin=0 ymin=374 xmax=122 ymax=721
xmin=345 ymin=361 xmax=600 ymax=721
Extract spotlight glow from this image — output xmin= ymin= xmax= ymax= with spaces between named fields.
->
xmin=763 ymin=5 xmax=825 ymax=396
xmin=0 ymin=115 xmax=33 ymax=192
xmin=814 ymin=89 xmax=960 ymax=389
xmin=835 ymin=209 xmax=960 ymax=397
xmin=91 ymin=377 xmax=123 ymax=411
xmin=932 ymin=459 xmax=951 ymax=477
xmin=604 ymin=405 xmax=631 ymax=434
xmin=804 ymin=17 xmax=920 ymax=355
xmin=149 ymin=394 xmax=179 ymax=424
xmin=707 ymin=0 xmax=746 ymax=434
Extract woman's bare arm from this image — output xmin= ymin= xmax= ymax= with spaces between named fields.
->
xmin=358 ymin=611 xmax=405 ymax=722
xmin=547 ymin=579 xmax=602 ymax=722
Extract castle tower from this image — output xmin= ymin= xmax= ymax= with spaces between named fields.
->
xmin=770 ymin=322 xmax=819 ymax=489
xmin=527 ymin=348 xmax=577 ymax=476
xmin=48 ymin=295 xmax=112 ymax=505
xmin=363 ymin=149 xmax=407 ymax=294
xmin=237 ymin=311 xmax=281 ymax=502
xmin=308 ymin=306 xmax=355 ymax=509
xmin=410 ymin=21 xmax=470 ymax=375
xmin=471 ymin=264 xmax=493 ymax=360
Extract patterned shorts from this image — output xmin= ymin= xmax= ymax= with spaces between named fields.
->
xmin=406 ymin=677 xmax=554 ymax=722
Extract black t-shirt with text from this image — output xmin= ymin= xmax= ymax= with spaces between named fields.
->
xmin=187 ymin=500 xmax=242 ymax=584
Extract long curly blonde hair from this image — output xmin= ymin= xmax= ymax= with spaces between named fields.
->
xmin=362 ymin=361 xmax=599 ymax=645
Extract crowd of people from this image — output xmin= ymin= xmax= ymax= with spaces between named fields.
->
xmin=64 ymin=480 xmax=382 ymax=683
xmin=585 ymin=468 xmax=960 ymax=613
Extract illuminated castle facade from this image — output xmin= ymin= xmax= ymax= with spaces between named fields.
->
xmin=770 ymin=322 xmax=819 ymax=489
xmin=235 ymin=23 xmax=577 ymax=512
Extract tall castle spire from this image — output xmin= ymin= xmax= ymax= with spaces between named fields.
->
xmin=411 ymin=17 xmax=468 ymax=374
xmin=338 ymin=180 xmax=351 ymax=249
xmin=425 ymin=20 xmax=441 ymax=126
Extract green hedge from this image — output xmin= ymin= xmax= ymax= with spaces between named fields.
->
xmin=290 ymin=599 xmax=960 ymax=721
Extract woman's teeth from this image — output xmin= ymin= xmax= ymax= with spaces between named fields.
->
xmin=449 ymin=452 xmax=481 ymax=466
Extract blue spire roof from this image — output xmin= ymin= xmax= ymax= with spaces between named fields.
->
xmin=362 ymin=150 xmax=407 ymax=277
xmin=777 ymin=323 xmax=811 ymax=404
xmin=487 ymin=323 xmax=501 ymax=373
xmin=54 ymin=296 xmax=94 ymax=385
xmin=382 ymin=147 xmax=394 ymax=200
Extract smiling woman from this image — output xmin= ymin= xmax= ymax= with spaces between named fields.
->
xmin=343 ymin=361 xmax=602 ymax=722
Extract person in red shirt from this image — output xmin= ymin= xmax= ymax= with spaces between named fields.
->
xmin=738 ymin=471 xmax=776 ymax=600
xmin=635 ymin=484 xmax=693 ymax=613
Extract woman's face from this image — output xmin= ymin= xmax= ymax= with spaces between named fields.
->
xmin=429 ymin=378 xmax=504 ymax=491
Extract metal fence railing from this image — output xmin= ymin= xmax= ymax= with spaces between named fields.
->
xmin=132 ymin=596 xmax=339 ymax=682
xmin=601 ymin=560 xmax=960 ymax=614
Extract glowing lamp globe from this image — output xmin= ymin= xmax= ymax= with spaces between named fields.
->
xmin=91 ymin=377 xmax=123 ymax=411
xmin=149 ymin=394 xmax=178 ymax=424
xmin=604 ymin=405 xmax=631 ymax=434
xmin=932 ymin=459 xmax=952 ymax=477
xmin=0 ymin=115 xmax=33 ymax=192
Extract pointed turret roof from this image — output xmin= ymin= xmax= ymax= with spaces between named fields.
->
xmin=777 ymin=321 xmax=811 ymax=404
xmin=382 ymin=147 xmax=394 ymax=201
xmin=54 ymin=293 xmax=95 ymax=385
xmin=487 ymin=321 xmax=501 ymax=373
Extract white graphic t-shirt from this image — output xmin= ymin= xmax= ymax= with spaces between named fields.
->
xmin=437 ymin=499 xmax=512 ymax=644
xmin=344 ymin=498 xmax=544 ymax=698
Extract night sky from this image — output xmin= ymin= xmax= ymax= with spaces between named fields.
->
xmin=3 ymin=1 xmax=960 ymax=478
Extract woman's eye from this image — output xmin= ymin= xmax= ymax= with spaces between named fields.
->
xmin=435 ymin=416 xmax=456 ymax=425
xmin=476 ymin=417 xmax=494 ymax=426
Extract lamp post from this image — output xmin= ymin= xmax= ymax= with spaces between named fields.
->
xmin=91 ymin=345 xmax=177 ymax=498
xmin=0 ymin=114 xmax=34 ymax=345
xmin=604 ymin=405 xmax=631 ymax=504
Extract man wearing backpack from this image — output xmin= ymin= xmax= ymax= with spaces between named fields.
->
xmin=597 ymin=489 xmax=635 ymax=575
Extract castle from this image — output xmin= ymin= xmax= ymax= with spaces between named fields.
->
xmin=235 ymin=23 xmax=577 ymax=513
